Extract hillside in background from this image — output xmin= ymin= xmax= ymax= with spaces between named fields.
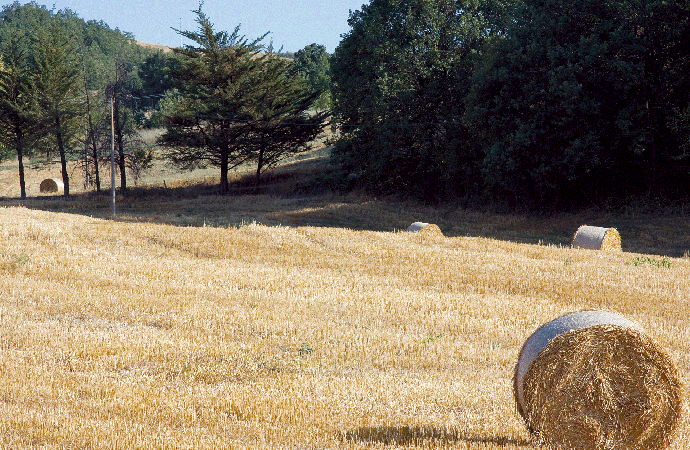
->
xmin=136 ymin=41 xmax=174 ymax=53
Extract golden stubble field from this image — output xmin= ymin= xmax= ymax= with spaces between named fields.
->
xmin=0 ymin=205 xmax=689 ymax=449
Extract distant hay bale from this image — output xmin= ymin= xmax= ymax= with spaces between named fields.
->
xmin=514 ymin=311 xmax=683 ymax=450
xmin=39 ymin=178 xmax=64 ymax=194
xmin=572 ymin=225 xmax=622 ymax=252
xmin=406 ymin=222 xmax=443 ymax=237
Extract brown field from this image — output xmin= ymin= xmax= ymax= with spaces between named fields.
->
xmin=0 ymin=144 xmax=689 ymax=448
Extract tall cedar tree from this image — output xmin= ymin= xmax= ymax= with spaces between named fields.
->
xmin=160 ymin=8 xmax=326 ymax=194
xmin=0 ymin=29 xmax=41 ymax=199
xmin=160 ymin=8 xmax=267 ymax=194
xmin=33 ymin=19 xmax=84 ymax=197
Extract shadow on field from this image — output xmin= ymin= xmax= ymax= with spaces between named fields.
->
xmin=5 ymin=154 xmax=690 ymax=257
xmin=344 ymin=425 xmax=531 ymax=447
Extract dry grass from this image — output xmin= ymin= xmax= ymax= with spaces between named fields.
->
xmin=0 ymin=204 xmax=688 ymax=449
xmin=0 ymin=142 xmax=688 ymax=448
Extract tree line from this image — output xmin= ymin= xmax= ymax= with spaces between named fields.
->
xmin=0 ymin=1 xmax=168 ymax=198
xmin=330 ymin=0 xmax=690 ymax=209
xmin=0 ymin=2 xmax=328 ymax=198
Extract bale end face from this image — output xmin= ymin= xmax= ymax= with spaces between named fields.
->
xmin=39 ymin=178 xmax=64 ymax=193
xmin=514 ymin=314 xmax=683 ymax=450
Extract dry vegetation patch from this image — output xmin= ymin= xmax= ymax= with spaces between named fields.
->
xmin=0 ymin=206 xmax=688 ymax=448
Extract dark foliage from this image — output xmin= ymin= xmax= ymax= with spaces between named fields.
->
xmin=330 ymin=0 xmax=497 ymax=203
xmin=331 ymin=0 xmax=690 ymax=209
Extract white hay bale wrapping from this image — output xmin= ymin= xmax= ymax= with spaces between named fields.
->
xmin=572 ymin=225 xmax=621 ymax=251
xmin=39 ymin=178 xmax=64 ymax=193
xmin=514 ymin=311 xmax=683 ymax=450
xmin=406 ymin=222 xmax=443 ymax=237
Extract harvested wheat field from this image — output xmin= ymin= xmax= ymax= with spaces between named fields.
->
xmin=0 ymin=206 xmax=688 ymax=449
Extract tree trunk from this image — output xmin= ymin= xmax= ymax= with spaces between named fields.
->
xmin=255 ymin=139 xmax=265 ymax=192
xmin=55 ymin=115 xmax=70 ymax=197
xmin=113 ymin=97 xmax=127 ymax=195
xmin=92 ymin=137 xmax=101 ymax=192
xmin=220 ymin=150 xmax=229 ymax=194
xmin=85 ymin=86 xmax=101 ymax=192
xmin=16 ymin=130 xmax=26 ymax=200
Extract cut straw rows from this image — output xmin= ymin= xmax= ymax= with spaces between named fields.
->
xmin=0 ymin=207 xmax=687 ymax=449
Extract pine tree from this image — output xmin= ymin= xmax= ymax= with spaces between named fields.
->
xmin=32 ymin=19 xmax=84 ymax=197
xmin=0 ymin=28 xmax=41 ymax=199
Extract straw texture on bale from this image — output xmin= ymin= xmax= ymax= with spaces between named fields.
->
xmin=572 ymin=225 xmax=622 ymax=252
xmin=514 ymin=311 xmax=683 ymax=450
xmin=39 ymin=178 xmax=64 ymax=193
xmin=406 ymin=222 xmax=443 ymax=237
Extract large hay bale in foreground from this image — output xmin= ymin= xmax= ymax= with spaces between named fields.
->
xmin=39 ymin=178 xmax=64 ymax=193
xmin=572 ymin=225 xmax=621 ymax=251
xmin=406 ymin=222 xmax=443 ymax=237
xmin=514 ymin=311 xmax=683 ymax=450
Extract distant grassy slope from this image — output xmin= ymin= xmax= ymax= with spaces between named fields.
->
xmin=136 ymin=41 xmax=174 ymax=53
xmin=0 ymin=206 xmax=688 ymax=448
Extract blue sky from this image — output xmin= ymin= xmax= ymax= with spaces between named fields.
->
xmin=13 ymin=0 xmax=367 ymax=53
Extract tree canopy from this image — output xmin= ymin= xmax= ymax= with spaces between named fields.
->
xmin=466 ymin=0 xmax=690 ymax=207
xmin=331 ymin=0 xmax=690 ymax=208
xmin=331 ymin=0 xmax=496 ymax=202
xmin=292 ymin=43 xmax=331 ymax=110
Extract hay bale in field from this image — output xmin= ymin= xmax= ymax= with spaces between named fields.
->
xmin=39 ymin=178 xmax=64 ymax=193
xmin=572 ymin=225 xmax=622 ymax=251
xmin=514 ymin=311 xmax=683 ymax=450
xmin=406 ymin=222 xmax=443 ymax=237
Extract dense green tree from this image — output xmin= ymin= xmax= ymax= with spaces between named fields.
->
xmin=292 ymin=43 xmax=331 ymax=110
xmin=0 ymin=2 xmax=53 ymax=34
xmin=330 ymin=0 xmax=495 ymax=202
xmin=161 ymin=7 xmax=325 ymax=194
xmin=0 ymin=28 xmax=41 ymax=199
xmin=159 ymin=7 xmax=267 ymax=194
xmin=466 ymin=0 xmax=690 ymax=207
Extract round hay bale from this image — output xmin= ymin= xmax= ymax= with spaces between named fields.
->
xmin=406 ymin=222 xmax=443 ymax=237
xmin=572 ymin=225 xmax=622 ymax=252
xmin=39 ymin=178 xmax=64 ymax=193
xmin=514 ymin=311 xmax=683 ymax=450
